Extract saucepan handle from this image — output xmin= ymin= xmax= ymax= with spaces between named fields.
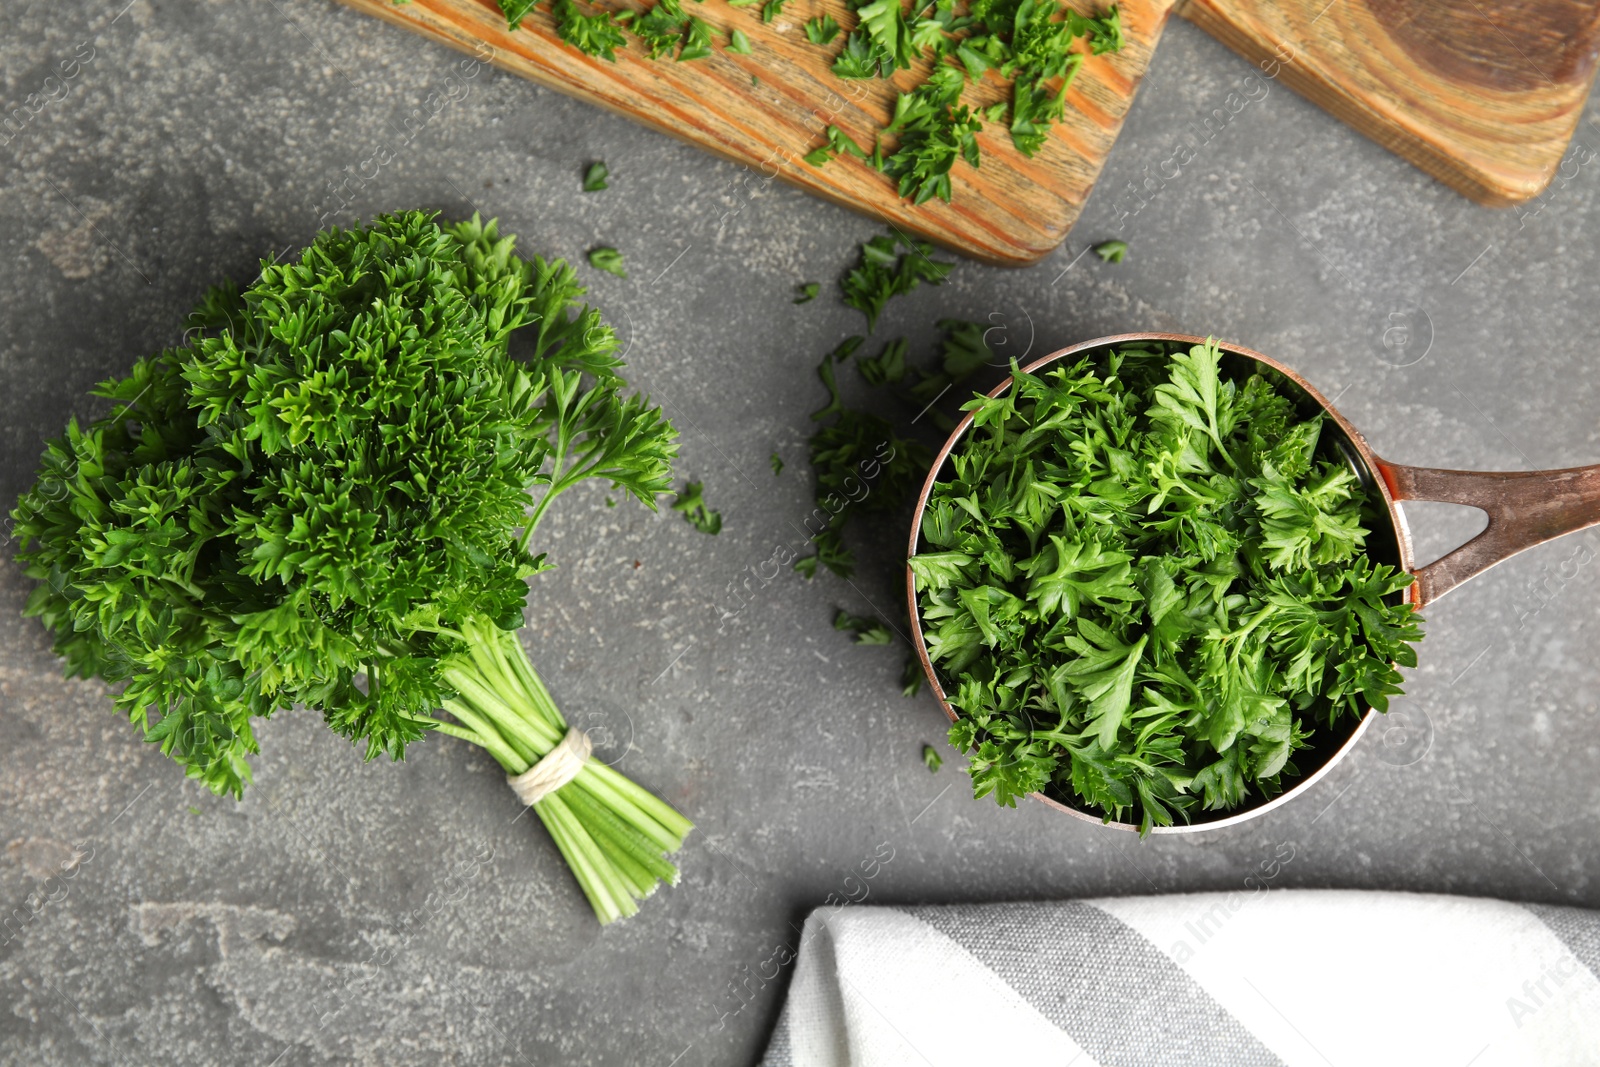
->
xmin=1371 ymin=459 xmax=1600 ymax=607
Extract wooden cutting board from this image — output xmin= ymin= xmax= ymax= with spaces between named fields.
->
xmin=1176 ymin=0 xmax=1600 ymax=207
xmin=335 ymin=0 xmax=1176 ymax=266
xmin=336 ymin=0 xmax=1600 ymax=264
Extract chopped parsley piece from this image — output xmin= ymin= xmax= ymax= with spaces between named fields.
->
xmin=588 ymin=246 xmax=627 ymax=277
xmin=1009 ymin=67 xmax=1074 ymax=157
xmin=761 ymin=0 xmax=786 ymax=21
xmin=677 ymin=15 xmax=715 ymax=60
xmin=839 ymin=230 xmax=955 ymax=332
xmin=796 ymin=398 xmax=929 ymax=579
xmin=835 ymin=609 xmax=894 ymax=645
xmin=1094 ymin=238 xmax=1127 ymax=263
xmin=583 ymin=161 xmax=610 ymax=192
xmin=804 ymin=125 xmax=870 ymax=167
xmin=672 ymin=480 xmax=722 ymax=534
xmin=726 ymin=27 xmax=754 ymax=53
xmin=793 ymin=281 xmax=821 ymax=304
xmin=805 ymin=15 xmax=841 ymax=44
xmin=497 ymin=0 xmax=541 ymax=29
xmin=770 ymin=451 xmax=784 ymax=475
xmin=922 ymin=744 xmax=943 ymax=772
xmin=632 ymin=0 xmax=691 ymax=58
xmin=883 ymin=66 xmax=982 ymax=205
xmin=553 ymin=0 xmax=628 ymax=60
xmin=853 ymin=0 xmax=915 ymax=70
xmin=808 ymin=336 xmax=863 ymax=422
xmin=857 ymin=336 xmax=908 ymax=385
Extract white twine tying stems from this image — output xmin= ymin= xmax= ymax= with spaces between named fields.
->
xmin=506 ymin=727 xmax=592 ymax=805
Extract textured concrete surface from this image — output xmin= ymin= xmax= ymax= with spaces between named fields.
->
xmin=4 ymin=2 xmax=1600 ymax=1064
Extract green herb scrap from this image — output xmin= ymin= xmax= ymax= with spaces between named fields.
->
xmin=588 ymin=246 xmax=627 ymax=277
xmin=797 ymin=318 xmax=983 ymax=581
xmin=553 ymin=0 xmax=628 ymax=61
xmin=632 ymin=0 xmax=692 ymax=58
xmin=583 ymin=161 xmax=611 ymax=191
xmin=840 ymin=230 xmax=955 ymax=332
xmin=911 ymin=339 xmax=1422 ymax=833
xmin=497 ymin=0 xmax=541 ymax=29
xmin=835 ymin=609 xmax=894 ymax=645
xmin=797 ymin=319 xmax=991 ymax=697
xmin=727 ymin=27 xmax=754 ymax=54
xmin=770 ymin=451 xmax=785 ymax=475
xmin=806 ymin=14 xmax=842 ymax=44
xmin=1094 ymin=238 xmax=1127 ymax=263
xmin=922 ymin=743 xmax=943 ymax=772
xmin=794 ymin=281 xmax=821 ymax=304
xmin=678 ymin=16 xmax=716 ymax=60
xmin=814 ymin=0 xmax=1125 ymax=203
xmin=857 ymin=337 xmax=908 ymax=386
xmin=804 ymin=125 xmax=870 ymax=168
xmin=799 ymin=409 xmax=928 ymax=579
xmin=907 ymin=317 xmax=996 ymax=420
xmin=882 ymin=66 xmax=983 ymax=205
xmin=673 ymin=480 xmax=723 ymax=534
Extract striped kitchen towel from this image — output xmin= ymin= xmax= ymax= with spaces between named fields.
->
xmin=759 ymin=890 xmax=1600 ymax=1067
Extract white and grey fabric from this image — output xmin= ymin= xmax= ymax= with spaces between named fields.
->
xmin=759 ymin=890 xmax=1600 ymax=1067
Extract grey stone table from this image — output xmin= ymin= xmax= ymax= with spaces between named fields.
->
xmin=4 ymin=2 xmax=1600 ymax=1064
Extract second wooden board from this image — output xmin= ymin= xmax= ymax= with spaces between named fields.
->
xmin=1176 ymin=0 xmax=1600 ymax=206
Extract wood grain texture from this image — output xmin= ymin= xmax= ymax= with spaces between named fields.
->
xmin=332 ymin=0 xmax=1175 ymax=265
xmin=1177 ymin=0 xmax=1600 ymax=205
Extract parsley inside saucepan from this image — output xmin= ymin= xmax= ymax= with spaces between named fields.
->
xmin=908 ymin=338 xmax=1422 ymax=834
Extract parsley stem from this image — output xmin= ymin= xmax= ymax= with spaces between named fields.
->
xmin=422 ymin=717 xmax=489 ymax=747
xmin=1029 ymin=729 xmax=1080 ymax=748
xmin=434 ymin=614 xmax=690 ymax=921
xmin=441 ymin=699 xmax=526 ymax=772
xmin=588 ymin=761 xmax=693 ymax=842
xmin=535 ymin=797 xmax=626 ymax=922
xmin=518 ymin=487 xmax=562 ymax=553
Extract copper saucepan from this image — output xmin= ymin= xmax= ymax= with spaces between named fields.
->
xmin=905 ymin=332 xmax=1600 ymax=833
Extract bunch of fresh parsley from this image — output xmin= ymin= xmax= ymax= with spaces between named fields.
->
xmin=12 ymin=212 xmax=692 ymax=923
xmin=910 ymin=340 xmax=1422 ymax=833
